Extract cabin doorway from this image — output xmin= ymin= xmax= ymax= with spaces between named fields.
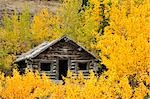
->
xmin=58 ymin=59 xmax=68 ymax=80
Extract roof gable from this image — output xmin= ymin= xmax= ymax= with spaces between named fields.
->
xmin=15 ymin=36 xmax=97 ymax=62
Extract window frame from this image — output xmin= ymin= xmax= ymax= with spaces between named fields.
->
xmin=77 ymin=62 xmax=89 ymax=71
xmin=39 ymin=61 xmax=53 ymax=72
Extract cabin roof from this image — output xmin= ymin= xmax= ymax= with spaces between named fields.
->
xmin=15 ymin=36 xmax=98 ymax=62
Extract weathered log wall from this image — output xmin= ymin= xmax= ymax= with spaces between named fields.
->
xmin=27 ymin=38 xmax=98 ymax=80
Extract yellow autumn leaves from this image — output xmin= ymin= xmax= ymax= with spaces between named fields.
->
xmin=0 ymin=0 xmax=149 ymax=98
xmin=0 ymin=70 xmax=53 ymax=99
xmin=31 ymin=9 xmax=60 ymax=45
xmin=0 ymin=70 xmax=102 ymax=99
xmin=96 ymin=0 xmax=150 ymax=98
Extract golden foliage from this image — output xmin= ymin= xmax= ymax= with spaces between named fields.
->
xmin=0 ymin=70 xmax=99 ymax=99
xmin=0 ymin=0 xmax=149 ymax=98
xmin=31 ymin=9 xmax=61 ymax=45
xmin=96 ymin=0 xmax=150 ymax=98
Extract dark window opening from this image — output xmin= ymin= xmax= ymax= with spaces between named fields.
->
xmin=17 ymin=61 xmax=27 ymax=74
xmin=59 ymin=60 xmax=68 ymax=80
xmin=40 ymin=63 xmax=51 ymax=71
xmin=78 ymin=62 xmax=88 ymax=70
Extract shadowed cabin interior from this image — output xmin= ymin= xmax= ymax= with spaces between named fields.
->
xmin=15 ymin=36 xmax=100 ymax=80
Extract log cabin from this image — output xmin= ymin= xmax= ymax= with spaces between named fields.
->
xmin=15 ymin=36 xmax=100 ymax=80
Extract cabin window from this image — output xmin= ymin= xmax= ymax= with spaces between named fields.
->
xmin=40 ymin=63 xmax=51 ymax=71
xmin=78 ymin=62 xmax=88 ymax=70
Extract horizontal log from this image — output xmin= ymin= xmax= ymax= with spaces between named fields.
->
xmin=71 ymin=63 xmax=76 ymax=65
xmin=32 ymin=59 xmax=56 ymax=62
xmin=83 ymin=73 xmax=89 ymax=76
xmin=48 ymin=54 xmax=80 ymax=57
xmin=71 ymin=65 xmax=76 ymax=67
xmin=70 ymin=69 xmax=75 ymax=71
xmin=39 ymin=71 xmax=56 ymax=75
xmin=47 ymin=76 xmax=56 ymax=79
xmin=84 ymin=76 xmax=90 ymax=79
xmin=71 ymin=66 xmax=75 ymax=68
xmin=53 ymin=66 xmax=56 ymax=68
xmin=70 ymin=58 xmax=92 ymax=60
xmin=49 ymin=75 xmax=56 ymax=77
xmin=48 ymin=50 xmax=74 ymax=53
xmin=53 ymin=63 xmax=57 ymax=65
xmin=40 ymin=71 xmax=51 ymax=73
xmin=53 ymin=70 xmax=56 ymax=73
xmin=71 ymin=60 xmax=92 ymax=62
xmin=78 ymin=70 xmax=89 ymax=73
